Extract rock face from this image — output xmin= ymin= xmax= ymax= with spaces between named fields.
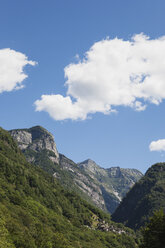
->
xmin=59 ymin=154 xmax=105 ymax=210
xmin=9 ymin=126 xmax=59 ymax=164
xmin=10 ymin=125 xmax=143 ymax=214
xmin=78 ymin=159 xmax=143 ymax=213
xmin=9 ymin=126 xmax=105 ymax=210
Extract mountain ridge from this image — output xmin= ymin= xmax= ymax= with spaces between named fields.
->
xmin=78 ymin=158 xmax=143 ymax=210
xmin=9 ymin=125 xmax=143 ymax=214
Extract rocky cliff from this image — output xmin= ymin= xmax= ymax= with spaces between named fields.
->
xmin=9 ymin=126 xmax=105 ymax=210
xmin=78 ymin=159 xmax=143 ymax=213
xmin=9 ymin=126 xmax=59 ymax=164
xmin=10 ymin=125 xmax=143 ymax=214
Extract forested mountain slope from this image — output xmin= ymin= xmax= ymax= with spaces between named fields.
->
xmin=0 ymin=127 xmax=137 ymax=248
xmin=112 ymin=163 xmax=165 ymax=230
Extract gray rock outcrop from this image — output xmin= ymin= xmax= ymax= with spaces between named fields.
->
xmin=9 ymin=126 xmax=59 ymax=164
xmin=78 ymin=159 xmax=143 ymax=213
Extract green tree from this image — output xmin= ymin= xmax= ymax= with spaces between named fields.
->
xmin=0 ymin=216 xmax=15 ymax=248
xmin=140 ymin=209 xmax=165 ymax=248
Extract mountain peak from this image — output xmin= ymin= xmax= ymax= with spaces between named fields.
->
xmin=29 ymin=125 xmax=53 ymax=139
xmin=79 ymin=158 xmax=98 ymax=166
xmin=9 ymin=126 xmax=59 ymax=164
xmin=78 ymin=159 xmax=101 ymax=173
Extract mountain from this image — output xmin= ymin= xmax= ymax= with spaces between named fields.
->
xmin=112 ymin=163 xmax=165 ymax=230
xmin=59 ymin=154 xmax=106 ymax=210
xmin=78 ymin=159 xmax=143 ymax=213
xmin=9 ymin=126 xmax=59 ymax=165
xmin=10 ymin=126 xmax=106 ymax=211
xmin=0 ymin=127 xmax=137 ymax=247
xmin=9 ymin=126 xmax=143 ymax=214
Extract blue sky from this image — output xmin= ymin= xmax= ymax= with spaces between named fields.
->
xmin=1 ymin=0 xmax=165 ymax=173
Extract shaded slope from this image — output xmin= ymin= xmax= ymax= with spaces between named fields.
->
xmin=112 ymin=163 xmax=165 ymax=229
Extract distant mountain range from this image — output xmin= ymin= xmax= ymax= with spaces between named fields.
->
xmin=112 ymin=163 xmax=165 ymax=229
xmin=9 ymin=125 xmax=143 ymax=214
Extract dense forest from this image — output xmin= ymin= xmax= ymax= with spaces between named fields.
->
xmin=112 ymin=163 xmax=165 ymax=229
xmin=0 ymin=127 xmax=137 ymax=248
xmin=140 ymin=209 xmax=165 ymax=248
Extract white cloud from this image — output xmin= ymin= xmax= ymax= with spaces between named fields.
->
xmin=35 ymin=34 xmax=165 ymax=121
xmin=149 ymin=139 xmax=165 ymax=152
xmin=0 ymin=48 xmax=36 ymax=93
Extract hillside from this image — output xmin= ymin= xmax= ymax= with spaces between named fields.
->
xmin=112 ymin=163 xmax=165 ymax=229
xmin=0 ymin=127 xmax=138 ymax=247
xmin=10 ymin=126 xmax=142 ymax=214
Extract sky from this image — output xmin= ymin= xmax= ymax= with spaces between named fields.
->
xmin=1 ymin=0 xmax=165 ymax=173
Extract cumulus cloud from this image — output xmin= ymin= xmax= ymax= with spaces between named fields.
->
xmin=149 ymin=139 xmax=165 ymax=152
xmin=35 ymin=33 xmax=165 ymax=121
xmin=0 ymin=48 xmax=36 ymax=93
